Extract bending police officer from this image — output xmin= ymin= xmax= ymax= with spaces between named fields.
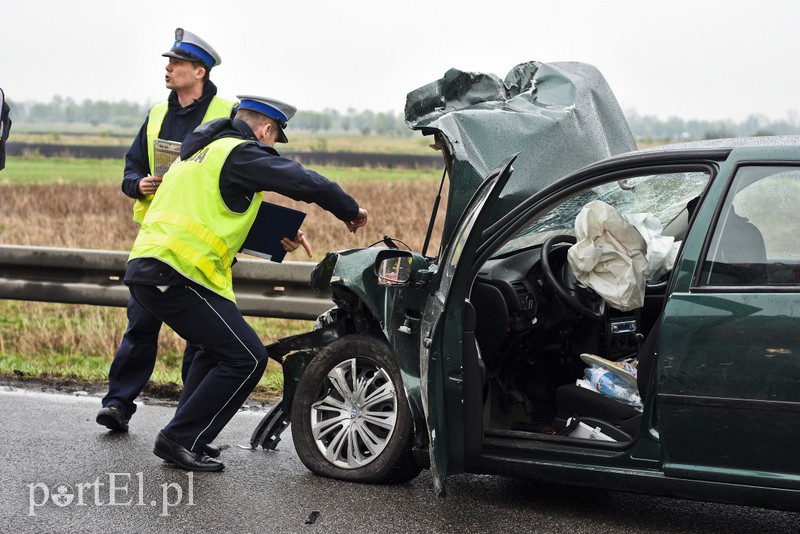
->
xmin=125 ymin=96 xmax=367 ymax=471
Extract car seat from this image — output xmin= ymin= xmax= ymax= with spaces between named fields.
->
xmin=706 ymin=206 xmax=768 ymax=285
xmin=717 ymin=207 xmax=767 ymax=264
xmin=554 ymin=318 xmax=661 ymax=438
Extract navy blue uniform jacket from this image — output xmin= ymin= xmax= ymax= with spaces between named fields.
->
xmin=125 ymin=117 xmax=361 ymax=286
xmin=121 ymin=81 xmax=232 ymax=200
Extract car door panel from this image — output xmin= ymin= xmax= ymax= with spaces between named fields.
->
xmin=421 ymin=156 xmax=517 ymax=496
xmin=658 ymin=156 xmax=800 ymax=488
xmin=659 ymin=293 xmax=800 ymax=488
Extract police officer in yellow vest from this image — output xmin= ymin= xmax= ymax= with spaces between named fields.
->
xmin=125 ymin=96 xmax=368 ymax=471
xmin=97 ymin=28 xmax=236 ymax=434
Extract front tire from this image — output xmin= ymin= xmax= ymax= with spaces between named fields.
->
xmin=291 ymin=334 xmax=421 ymax=483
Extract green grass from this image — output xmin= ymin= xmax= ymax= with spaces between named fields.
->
xmin=0 ymin=300 xmax=312 ymax=400
xmin=1 ymin=155 xmax=442 ymax=186
xmin=0 ymin=157 xmax=125 ymax=185
xmin=0 ymin=351 xmax=287 ymax=401
xmin=1 ymin=352 xmax=112 ymax=381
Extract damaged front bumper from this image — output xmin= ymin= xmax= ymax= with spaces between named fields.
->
xmin=249 ymin=313 xmax=347 ymax=450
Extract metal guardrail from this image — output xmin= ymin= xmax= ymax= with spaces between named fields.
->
xmin=0 ymin=245 xmax=333 ymax=320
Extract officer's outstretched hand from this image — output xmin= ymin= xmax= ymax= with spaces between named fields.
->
xmin=282 ymin=230 xmax=313 ymax=258
xmin=345 ymin=208 xmax=368 ymax=233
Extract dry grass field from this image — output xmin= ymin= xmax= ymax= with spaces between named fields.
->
xmin=1 ymin=181 xmax=445 ymax=254
xmin=0 ymin=179 xmax=446 ymax=397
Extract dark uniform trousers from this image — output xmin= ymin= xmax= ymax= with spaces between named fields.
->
xmin=102 ymin=296 xmax=200 ymax=418
xmin=128 ymin=281 xmax=268 ymax=452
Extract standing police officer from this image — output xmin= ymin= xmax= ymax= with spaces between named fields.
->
xmin=0 ymin=87 xmax=11 ymax=171
xmin=125 ymin=96 xmax=368 ymax=471
xmin=97 ymin=28 xmax=236 ymax=433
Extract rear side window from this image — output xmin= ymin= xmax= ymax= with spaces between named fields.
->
xmin=699 ymin=166 xmax=800 ymax=286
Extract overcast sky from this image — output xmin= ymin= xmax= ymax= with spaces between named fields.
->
xmin=2 ymin=0 xmax=799 ymax=122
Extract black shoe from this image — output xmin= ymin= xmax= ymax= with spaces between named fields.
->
xmin=153 ymin=432 xmax=225 ymax=472
xmin=203 ymin=444 xmax=221 ymax=458
xmin=96 ymin=406 xmax=129 ymax=432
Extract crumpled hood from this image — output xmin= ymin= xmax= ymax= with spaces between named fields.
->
xmin=404 ymin=61 xmax=636 ymax=250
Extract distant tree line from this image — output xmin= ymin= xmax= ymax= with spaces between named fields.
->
xmin=289 ymin=108 xmax=412 ymax=136
xmin=6 ymin=96 xmax=412 ymax=136
xmin=11 ymin=96 xmax=147 ymax=129
xmin=7 ymin=96 xmax=800 ymax=141
xmin=625 ymin=109 xmax=800 ymax=142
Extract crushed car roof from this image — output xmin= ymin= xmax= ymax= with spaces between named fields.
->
xmin=405 ymin=61 xmax=636 ymax=248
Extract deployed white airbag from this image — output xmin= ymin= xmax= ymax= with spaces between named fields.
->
xmin=625 ymin=213 xmax=681 ymax=282
xmin=567 ymin=200 xmax=648 ymax=311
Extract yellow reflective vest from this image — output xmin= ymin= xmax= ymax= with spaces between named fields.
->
xmin=132 ymin=96 xmax=235 ymax=224
xmin=129 ymin=137 xmax=260 ymax=302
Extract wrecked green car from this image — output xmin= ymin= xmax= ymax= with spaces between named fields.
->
xmin=253 ymin=61 xmax=800 ymax=512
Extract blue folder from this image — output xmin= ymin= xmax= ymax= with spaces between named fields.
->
xmin=241 ymin=201 xmax=306 ymax=263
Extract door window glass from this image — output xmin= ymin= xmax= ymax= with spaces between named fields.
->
xmin=699 ymin=166 xmax=800 ymax=286
xmin=439 ymin=175 xmax=496 ymax=296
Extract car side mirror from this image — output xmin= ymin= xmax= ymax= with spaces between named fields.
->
xmin=374 ymin=250 xmax=413 ymax=286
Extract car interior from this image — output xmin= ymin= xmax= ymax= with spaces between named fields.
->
xmin=470 ymin=243 xmax=661 ymax=445
xmin=467 ymin=173 xmax=710 ymax=447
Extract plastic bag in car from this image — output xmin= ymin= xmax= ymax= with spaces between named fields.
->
xmin=581 ymin=367 xmax=643 ymax=410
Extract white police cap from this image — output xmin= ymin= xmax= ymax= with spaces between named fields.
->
xmin=163 ymin=28 xmax=222 ymax=69
xmin=237 ymin=95 xmax=297 ymax=143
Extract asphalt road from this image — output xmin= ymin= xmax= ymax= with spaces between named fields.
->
xmin=1 ymin=386 xmax=798 ymax=533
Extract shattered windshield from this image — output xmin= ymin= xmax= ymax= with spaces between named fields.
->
xmin=494 ymin=171 xmax=711 ymax=256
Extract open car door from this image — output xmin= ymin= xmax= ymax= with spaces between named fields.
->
xmin=420 ymin=155 xmax=517 ymax=496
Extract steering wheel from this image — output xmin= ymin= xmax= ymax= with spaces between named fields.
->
xmin=541 ymin=235 xmax=605 ymax=320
